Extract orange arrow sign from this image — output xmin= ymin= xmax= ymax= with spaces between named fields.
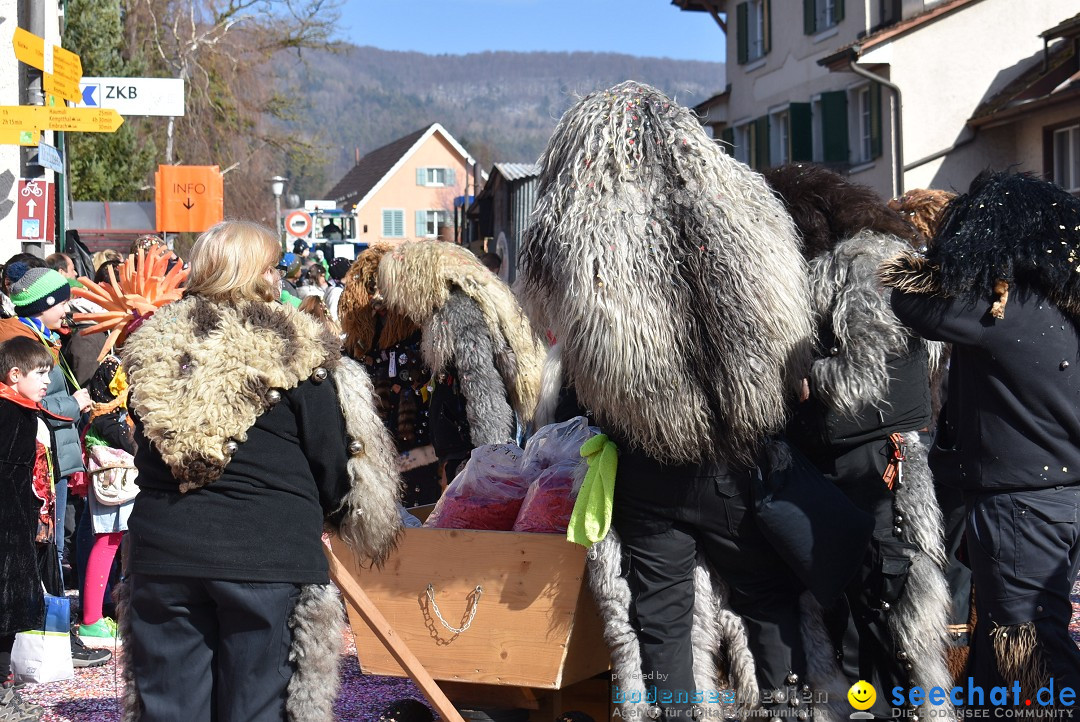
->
xmin=12 ymin=28 xmax=84 ymax=103
xmin=12 ymin=28 xmax=44 ymax=71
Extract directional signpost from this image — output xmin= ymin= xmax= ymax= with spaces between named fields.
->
xmin=0 ymin=105 xmax=123 ymax=133
xmin=77 ymin=77 xmax=185 ymax=117
xmin=155 ymin=165 xmax=225 ymax=233
xmin=12 ymin=27 xmax=83 ymax=104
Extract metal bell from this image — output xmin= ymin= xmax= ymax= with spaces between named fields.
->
xmin=348 ymin=439 xmax=365 ymax=456
xmin=266 ymin=389 xmax=282 ymax=405
xmin=224 ymin=440 xmax=239 ymax=454
xmin=894 ymin=526 xmax=904 ymax=535
xmin=311 ymin=367 xmax=328 ymax=383
xmin=881 ymin=601 xmax=891 ymax=611
xmin=894 ymin=515 xmax=903 ymax=524
xmin=786 ymin=672 xmax=799 ymax=685
xmin=897 ymin=650 xmax=908 ymax=661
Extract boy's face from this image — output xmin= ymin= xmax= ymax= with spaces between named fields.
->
xmin=7 ymin=366 xmax=51 ymax=402
xmin=35 ymin=300 xmax=70 ymax=330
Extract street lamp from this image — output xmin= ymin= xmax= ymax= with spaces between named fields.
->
xmin=269 ymin=175 xmax=288 ymax=249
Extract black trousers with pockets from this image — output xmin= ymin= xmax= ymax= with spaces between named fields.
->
xmin=612 ymin=451 xmax=806 ymax=718
xmin=128 ymin=574 xmax=302 ymax=722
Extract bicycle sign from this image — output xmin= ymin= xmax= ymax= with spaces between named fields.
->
xmin=16 ymin=178 xmax=54 ymax=242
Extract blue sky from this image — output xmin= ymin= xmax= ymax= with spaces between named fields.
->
xmin=335 ymin=0 xmax=726 ymax=63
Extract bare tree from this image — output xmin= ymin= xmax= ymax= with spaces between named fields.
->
xmin=124 ymin=0 xmax=340 ymax=220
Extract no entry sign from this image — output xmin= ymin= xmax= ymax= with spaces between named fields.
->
xmin=285 ymin=210 xmax=312 ymax=238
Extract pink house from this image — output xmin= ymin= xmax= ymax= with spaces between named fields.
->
xmin=325 ymin=123 xmax=483 ymax=244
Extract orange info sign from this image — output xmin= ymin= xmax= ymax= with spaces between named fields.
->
xmin=155 ymin=165 xmax=224 ymax=233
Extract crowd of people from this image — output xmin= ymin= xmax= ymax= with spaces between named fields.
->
xmin=1 ymin=80 xmax=1079 ymax=722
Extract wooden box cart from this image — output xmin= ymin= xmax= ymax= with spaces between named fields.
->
xmin=327 ymin=527 xmax=613 ymax=721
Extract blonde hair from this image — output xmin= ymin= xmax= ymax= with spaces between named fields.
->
xmin=92 ymin=249 xmax=123 ymax=271
xmin=298 ymin=294 xmax=342 ymax=337
xmin=184 ymin=220 xmax=280 ymax=303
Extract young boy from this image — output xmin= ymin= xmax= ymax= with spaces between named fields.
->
xmin=0 ymin=336 xmax=61 ymax=720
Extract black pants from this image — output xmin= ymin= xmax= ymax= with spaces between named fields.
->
xmin=819 ymin=440 xmax=914 ymax=720
xmin=128 ymin=574 xmax=302 ymax=722
xmin=612 ymin=453 xmax=805 ymax=717
xmin=964 ymin=486 xmax=1080 ymax=706
xmin=936 ymin=482 xmax=972 ymax=642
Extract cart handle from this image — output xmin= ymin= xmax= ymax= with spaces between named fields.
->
xmin=425 ymin=584 xmax=483 ymax=635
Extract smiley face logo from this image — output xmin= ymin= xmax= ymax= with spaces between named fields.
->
xmin=847 ymin=680 xmax=877 ymax=710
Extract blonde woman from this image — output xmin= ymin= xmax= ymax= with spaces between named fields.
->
xmin=121 ymin=220 xmax=402 ymax=722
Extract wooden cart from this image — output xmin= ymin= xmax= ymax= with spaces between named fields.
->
xmin=327 ymin=526 xmax=614 ymax=722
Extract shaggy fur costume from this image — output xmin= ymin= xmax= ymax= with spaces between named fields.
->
xmin=121 ymin=296 xmax=404 ymax=721
xmin=764 ymin=164 xmax=953 ymax=718
xmin=888 ymin=188 xmax=957 ymax=248
xmin=525 ymin=82 xmax=821 ymax=719
xmin=339 ymin=244 xmax=418 ymax=359
xmin=374 ymin=240 xmax=544 ymax=424
xmin=908 ymin=171 xmax=1080 ymax=319
xmin=520 ymin=81 xmax=813 ymax=467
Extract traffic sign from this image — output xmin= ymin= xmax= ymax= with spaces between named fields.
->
xmin=36 ymin=141 xmax=63 ymax=173
xmin=16 ymin=179 xmax=55 ymax=242
xmin=285 ymin=210 xmax=312 ymax=238
xmin=0 ymin=129 xmax=40 ymax=146
xmin=76 ymin=77 xmax=185 ymax=117
xmin=0 ymin=105 xmax=123 ymax=133
xmin=156 ymin=165 xmax=224 ymax=233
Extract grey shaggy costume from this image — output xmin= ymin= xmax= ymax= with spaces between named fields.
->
xmin=522 ymin=82 xmax=824 ymax=720
xmin=765 ymin=165 xmax=952 ymax=719
xmin=120 ymin=297 xmax=404 ymax=721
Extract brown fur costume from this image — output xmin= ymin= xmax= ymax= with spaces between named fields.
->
xmin=338 ymin=244 xmax=418 ymax=359
xmin=888 ymin=188 xmax=957 ymax=247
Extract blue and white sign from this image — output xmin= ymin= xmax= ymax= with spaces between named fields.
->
xmin=76 ymin=77 xmax=185 ymax=117
xmin=36 ymin=141 xmax=63 ymax=174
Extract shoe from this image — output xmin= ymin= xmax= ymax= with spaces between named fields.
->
xmin=0 ymin=685 xmax=42 ymax=721
xmin=78 ymin=617 xmax=118 ymax=639
xmin=70 ymin=633 xmax=111 ymax=668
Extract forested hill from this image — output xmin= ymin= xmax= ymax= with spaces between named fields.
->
xmin=277 ymin=45 xmax=724 ymax=186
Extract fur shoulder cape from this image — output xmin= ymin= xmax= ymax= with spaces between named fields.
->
xmin=124 ymin=295 xmax=342 ymax=491
xmin=809 ymin=231 xmax=935 ymax=414
xmin=377 ymin=241 xmax=544 ymax=422
xmin=883 ymin=171 xmax=1080 ymax=320
xmin=338 ymin=243 xmax=418 ymax=358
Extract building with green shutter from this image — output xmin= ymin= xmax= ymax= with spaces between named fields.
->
xmin=672 ymin=0 xmax=1079 ymax=199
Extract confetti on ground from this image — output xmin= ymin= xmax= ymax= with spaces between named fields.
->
xmin=20 ymin=626 xmax=431 ymax=722
xmin=19 ymin=581 xmax=1080 ymax=721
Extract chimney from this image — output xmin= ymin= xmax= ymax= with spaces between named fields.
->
xmin=355 ymin=147 xmax=361 ymax=166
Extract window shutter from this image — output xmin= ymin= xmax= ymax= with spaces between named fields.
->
xmin=720 ymin=127 xmax=735 ymax=155
xmin=764 ymin=0 xmax=772 ymax=55
xmin=416 ymin=211 xmax=427 ymax=235
xmin=447 ymin=168 xmax=456 ymax=186
xmin=416 ymin=168 xmax=426 ymax=186
xmin=869 ymin=82 xmax=883 ymax=159
xmin=804 ymin=0 xmax=816 ymax=34
xmin=382 ymin=210 xmax=393 ymax=236
xmin=835 ymin=0 xmax=845 ymax=22
xmin=753 ymin=115 xmax=770 ymax=170
xmin=789 ymin=103 xmax=813 ymax=162
xmin=394 ymin=211 xmax=404 ymax=237
xmin=737 ymin=2 xmax=749 ymax=64
xmin=821 ymin=90 xmax=848 ymax=164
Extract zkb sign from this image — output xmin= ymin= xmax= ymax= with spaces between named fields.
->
xmin=77 ymin=77 xmax=185 ymax=117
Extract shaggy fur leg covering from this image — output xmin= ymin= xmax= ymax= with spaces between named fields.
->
xmin=533 ymin=343 xmax=563 ymax=430
xmin=286 ymin=583 xmax=344 ymax=722
xmin=889 ymin=433 xmax=954 ymax=718
xmin=114 ymin=578 xmax=141 ymax=722
xmin=990 ymin=622 xmax=1058 ymax=710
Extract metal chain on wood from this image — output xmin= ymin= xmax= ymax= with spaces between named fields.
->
xmin=425 ymin=584 xmax=483 ymax=634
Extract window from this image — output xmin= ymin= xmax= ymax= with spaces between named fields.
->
xmin=416 ymin=167 xmax=456 ymax=187
xmin=851 ymin=83 xmax=883 ymax=164
xmin=771 ymin=110 xmax=790 ymax=166
xmin=857 ymin=87 xmax=872 ymax=163
xmin=804 ymin=0 xmax=844 ymax=35
xmin=1053 ymin=124 xmax=1080 ymax=193
xmin=381 ymin=209 xmax=404 ymax=238
xmin=416 ymin=210 xmax=448 ymax=238
xmin=733 ymin=124 xmax=751 ymax=165
xmin=736 ymin=0 xmax=770 ymax=65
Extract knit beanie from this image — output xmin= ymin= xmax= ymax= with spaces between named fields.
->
xmin=8 ymin=263 xmax=71 ymax=316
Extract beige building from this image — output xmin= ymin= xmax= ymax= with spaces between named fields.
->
xmin=325 ymin=123 xmax=482 ymax=245
xmin=674 ymin=0 xmax=1079 ymax=198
